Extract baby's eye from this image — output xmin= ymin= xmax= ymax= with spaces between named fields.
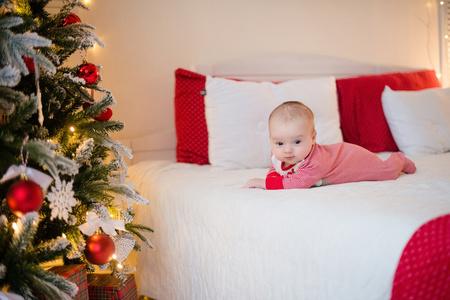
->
xmin=277 ymin=142 xmax=283 ymax=146
xmin=294 ymin=140 xmax=301 ymax=144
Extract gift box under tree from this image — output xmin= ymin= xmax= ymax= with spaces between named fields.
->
xmin=36 ymin=264 xmax=88 ymax=300
xmin=87 ymin=273 xmax=138 ymax=300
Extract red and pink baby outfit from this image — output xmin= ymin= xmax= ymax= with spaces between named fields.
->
xmin=266 ymin=142 xmax=416 ymax=190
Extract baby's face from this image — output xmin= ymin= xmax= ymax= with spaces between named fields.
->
xmin=269 ymin=117 xmax=316 ymax=166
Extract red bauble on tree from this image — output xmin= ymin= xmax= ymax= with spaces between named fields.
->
xmin=82 ymin=102 xmax=113 ymax=121
xmin=77 ymin=62 xmax=99 ymax=85
xmin=22 ymin=56 xmax=35 ymax=74
xmin=59 ymin=12 xmax=81 ymax=27
xmin=7 ymin=180 xmax=44 ymax=217
xmin=84 ymin=234 xmax=116 ymax=265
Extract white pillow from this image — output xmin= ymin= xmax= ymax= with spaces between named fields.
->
xmin=381 ymin=86 xmax=450 ymax=155
xmin=204 ymin=76 xmax=342 ymax=169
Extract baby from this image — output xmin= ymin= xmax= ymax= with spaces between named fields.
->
xmin=242 ymin=101 xmax=416 ymax=189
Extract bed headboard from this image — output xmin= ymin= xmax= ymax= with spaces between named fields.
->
xmin=121 ymin=54 xmax=421 ymax=165
xmin=195 ymin=54 xmax=417 ymax=82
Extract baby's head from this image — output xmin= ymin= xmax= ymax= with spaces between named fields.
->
xmin=268 ymin=101 xmax=317 ymax=165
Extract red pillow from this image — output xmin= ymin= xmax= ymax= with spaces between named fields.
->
xmin=174 ymin=68 xmax=209 ymax=164
xmin=336 ymin=70 xmax=441 ymax=152
xmin=174 ymin=69 xmax=248 ymax=164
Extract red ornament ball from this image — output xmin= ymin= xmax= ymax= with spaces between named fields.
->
xmin=82 ymin=102 xmax=113 ymax=121
xmin=84 ymin=234 xmax=116 ymax=265
xmin=7 ymin=180 xmax=44 ymax=217
xmin=60 ymin=13 xmax=81 ymax=27
xmin=22 ymin=56 xmax=35 ymax=74
xmin=94 ymin=108 xmax=112 ymax=121
xmin=77 ymin=63 xmax=99 ymax=85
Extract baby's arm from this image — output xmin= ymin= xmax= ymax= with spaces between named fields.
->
xmin=241 ymin=178 xmax=266 ymax=189
xmin=266 ymin=165 xmax=324 ymax=190
xmin=242 ymin=164 xmax=277 ymax=189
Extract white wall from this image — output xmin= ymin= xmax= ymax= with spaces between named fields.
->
xmin=75 ymin=0 xmax=441 ymax=141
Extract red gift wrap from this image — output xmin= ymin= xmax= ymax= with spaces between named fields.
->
xmin=36 ymin=264 xmax=88 ymax=300
xmin=87 ymin=273 xmax=138 ymax=300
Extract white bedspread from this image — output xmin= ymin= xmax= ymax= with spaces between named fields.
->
xmin=128 ymin=152 xmax=450 ymax=300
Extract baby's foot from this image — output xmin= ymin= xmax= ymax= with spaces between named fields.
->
xmin=399 ymin=152 xmax=417 ymax=174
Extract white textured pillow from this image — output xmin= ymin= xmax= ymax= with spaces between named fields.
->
xmin=204 ymin=76 xmax=342 ymax=169
xmin=382 ymin=86 xmax=450 ymax=155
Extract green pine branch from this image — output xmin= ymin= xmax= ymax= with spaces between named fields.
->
xmin=1 ymin=0 xmax=153 ymax=289
xmin=0 ymin=213 xmax=77 ymax=299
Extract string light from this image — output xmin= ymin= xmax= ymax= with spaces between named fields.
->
xmin=439 ymin=1 xmax=450 ymax=86
xmin=112 ymin=253 xmax=123 ymax=268
xmin=62 ymin=233 xmax=67 ymax=239
xmin=12 ymin=222 xmax=18 ymax=231
xmin=70 ymin=126 xmax=75 ymax=132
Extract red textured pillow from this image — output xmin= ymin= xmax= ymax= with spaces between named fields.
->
xmin=174 ymin=68 xmax=209 ymax=164
xmin=174 ymin=69 xmax=247 ymax=164
xmin=336 ymin=70 xmax=441 ymax=152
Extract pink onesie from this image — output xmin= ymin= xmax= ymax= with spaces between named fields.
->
xmin=265 ymin=142 xmax=416 ymax=190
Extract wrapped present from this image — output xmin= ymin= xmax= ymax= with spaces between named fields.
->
xmin=36 ymin=264 xmax=88 ymax=300
xmin=87 ymin=273 xmax=138 ymax=300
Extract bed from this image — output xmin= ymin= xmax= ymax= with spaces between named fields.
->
xmin=124 ymin=54 xmax=450 ymax=300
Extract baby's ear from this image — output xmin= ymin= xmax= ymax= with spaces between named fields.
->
xmin=312 ymin=130 xmax=317 ymax=143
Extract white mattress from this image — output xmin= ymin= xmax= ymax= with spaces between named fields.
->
xmin=128 ymin=152 xmax=450 ymax=300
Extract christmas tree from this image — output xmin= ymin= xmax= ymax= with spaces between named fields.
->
xmin=0 ymin=0 xmax=152 ymax=298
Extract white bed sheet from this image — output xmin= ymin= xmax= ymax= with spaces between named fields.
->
xmin=129 ymin=152 xmax=450 ymax=300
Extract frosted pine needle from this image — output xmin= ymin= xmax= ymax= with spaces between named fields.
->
xmin=98 ymin=263 xmax=109 ymax=271
xmin=38 ymin=237 xmax=71 ymax=254
xmin=12 ymin=212 xmax=39 ymax=252
xmin=66 ymin=235 xmax=85 ymax=260
xmin=63 ymin=72 xmax=86 ymax=84
xmin=0 ymin=65 xmax=20 ymax=86
xmin=0 ymin=264 xmax=5 ymax=280
xmin=75 ymin=138 xmax=94 ymax=165
xmin=94 ymin=203 xmax=110 ymax=219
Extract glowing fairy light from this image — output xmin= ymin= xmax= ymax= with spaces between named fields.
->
xmin=70 ymin=126 xmax=75 ymax=132
xmin=12 ymin=222 xmax=18 ymax=231
xmin=112 ymin=254 xmax=117 ymax=260
xmin=117 ymin=263 xmax=123 ymax=269
xmin=62 ymin=233 xmax=67 ymax=239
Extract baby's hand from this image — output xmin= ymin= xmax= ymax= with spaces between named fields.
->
xmin=241 ymin=178 xmax=266 ymax=189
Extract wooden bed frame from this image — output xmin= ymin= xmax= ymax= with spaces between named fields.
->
xmin=120 ymin=54 xmax=419 ymax=165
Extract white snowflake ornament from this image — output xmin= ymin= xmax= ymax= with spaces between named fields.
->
xmin=47 ymin=179 xmax=77 ymax=221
